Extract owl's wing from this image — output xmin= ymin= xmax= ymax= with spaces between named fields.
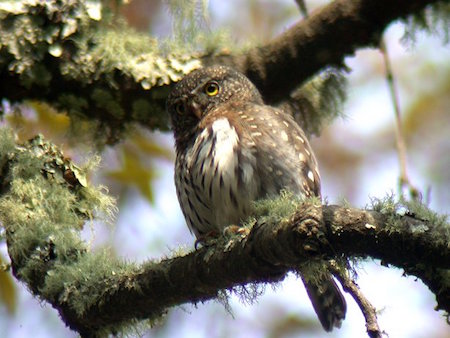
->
xmin=233 ymin=103 xmax=321 ymax=199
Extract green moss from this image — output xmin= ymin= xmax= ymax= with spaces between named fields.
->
xmin=0 ymin=130 xmax=115 ymax=286
xmin=0 ymin=0 xmax=207 ymax=143
xmin=401 ymin=198 xmax=448 ymax=227
xmin=0 ymin=166 xmax=85 ymax=264
xmin=78 ymin=184 xmax=117 ymax=221
xmin=0 ymin=0 xmax=95 ymax=88
xmin=57 ymin=93 xmax=89 ymax=113
xmin=26 ymin=63 xmax=52 ymax=88
xmin=250 ymin=190 xmax=321 ymax=225
xmin=0 ymin=128 xmax=16 ymax=165
xmin=11 ymin=152 xmax=45 ymax=180
xmin=400 ymin=198 xmax=449 ymax=245
xmin=369 ymin=194 xmax=449 ymax=241
xmin=298 ymin=259 xmax=331 ymax=285
xmin=91 ymin=88 xmax=124 ymax=118
xmin=0 ymin=132 xmax=167 ymax=335
xmin=369 ymin=194 xmax=397 ymax=214
xmin=61 ymin=26 xmax=202 ymax=90
xmin=284 ymin=67 xmax=347 ymax=136
xmin=131 ymin=99 xmax=152 ymax=121
xmin=42 ymin=249 xmax=138 ymax=316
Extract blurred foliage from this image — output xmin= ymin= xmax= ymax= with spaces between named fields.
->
xmin=161 ymin=0 xmax=233 ymax=54
xmin=403 ymin=66 xmax=450 ymax=142
xmin=0 ymin=254 xmax=16 ymax=315
xmin=167 ymin=0 xmax=210 ymax=42
xmin=104 ymin=127 xmax=173 ymax=204
xmin=268 ymin=314 xmax=320 ymax=338
xmin=402 ymin=2 xmax=450 ymax=44
xmin=282 ymin=67 xmax=348 ymax=136
xmin=312 ymin=34 xmax=449 ymax=206
xmin=107 ymin=146 xmax=159 ymax=203
xmin=5 ymin=102 xmax=71 ymax=144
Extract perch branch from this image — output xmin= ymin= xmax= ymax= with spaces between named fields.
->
xmin=212 ymin=0 xmax=442 ymax=103
xmin=0 ymin=133 xmax=447 ymax=335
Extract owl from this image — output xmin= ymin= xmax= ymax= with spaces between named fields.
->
xmin=167 ymin=65 xmax=346 ymax=331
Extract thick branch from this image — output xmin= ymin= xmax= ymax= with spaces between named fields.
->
xmin=0 ymin=132 xmax=448 ymax=336
xmin=220 ymin=0 xmax=442 ymax=103
xmin=0 ymin=0 xmax=442 ymax=139
xmin=0 ymin=146 xmax=450 ymax=336
xmin=35 ymin=204 xmax=450 ymax=335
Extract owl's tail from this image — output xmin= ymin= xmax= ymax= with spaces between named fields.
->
xmin=302 ymin=273 xmax=347 ymax=331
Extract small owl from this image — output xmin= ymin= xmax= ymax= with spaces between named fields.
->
xmin=167 ymin=65 xmax=346 ymax=331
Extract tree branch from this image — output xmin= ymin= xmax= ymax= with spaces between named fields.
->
xmin=219 ymin=0 xmax=443 ymax=104
xmin=0 ymin=131 xmax=448 ymax=336
xmin=0 ymin=0 xmax=443 ymax=142
xmin=329 ymin=262 xmax=382 ymax=338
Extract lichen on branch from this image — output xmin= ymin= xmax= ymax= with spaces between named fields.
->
xmin=0 ymin=0 xmax=445 ymax=146
xmin=0 ymin=0 xmax=201 ymax=143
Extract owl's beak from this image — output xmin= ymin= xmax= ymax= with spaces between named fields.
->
xmin=189 ymin=100 xmax=203 ymax=120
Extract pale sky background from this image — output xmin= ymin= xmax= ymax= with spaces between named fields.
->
xmin=0 ymin=1 xmax=449 ymax=337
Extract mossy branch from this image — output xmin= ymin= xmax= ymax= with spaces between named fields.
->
xmin=0 ymin=131 xmax=448 ymax=337
xmin=0 ymin=0 xmax=444 ymax=143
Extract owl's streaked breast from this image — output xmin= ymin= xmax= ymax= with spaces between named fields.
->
xmin=175 ymin=117 xmax=257 ymax=237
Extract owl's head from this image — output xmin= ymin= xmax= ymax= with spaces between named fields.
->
xmin=167 ymin=65 xmax=263 ymax=143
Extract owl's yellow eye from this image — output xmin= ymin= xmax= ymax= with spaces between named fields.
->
xmin=204 ymin=81 xmax=219 ymax=96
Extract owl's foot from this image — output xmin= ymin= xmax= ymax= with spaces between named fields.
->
xmin=194 ymin=226 xmax=250 ymax=249
xmin=223 ymin=225 xmax=250 ymax=238
xmin=194 ymin=230 xmax=219 ymax=249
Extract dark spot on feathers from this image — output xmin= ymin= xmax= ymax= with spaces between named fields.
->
xmin=229 ymin=188 xmax=238 ymax=207
xmin=201 ymin=172 xmax=206 ymax=188
xmin=194 ymin=185 xmax=210 ymax=210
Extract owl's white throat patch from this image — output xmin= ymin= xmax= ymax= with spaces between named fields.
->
xmin=210 ymin=118 xmax=239 ymax=167
xmin=187 ymin=118 xmax=240 ymax=189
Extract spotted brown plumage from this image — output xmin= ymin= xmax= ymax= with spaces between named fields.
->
xmin=167 ymin=65 xmax=346 ymax=331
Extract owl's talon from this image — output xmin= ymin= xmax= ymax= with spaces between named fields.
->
xmin=223 ymin=225 xmax=250 ymax=238
xmin=194 ymin=230 xmax=219 ymax=249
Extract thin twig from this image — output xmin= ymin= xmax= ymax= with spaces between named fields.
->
xmin=295 ymin=0 xmax=309 ymax=18
xmin=379 ymin=38 xmax=419 ymax=200
xmin=329 ymin=262 xmax=383 ymax=338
